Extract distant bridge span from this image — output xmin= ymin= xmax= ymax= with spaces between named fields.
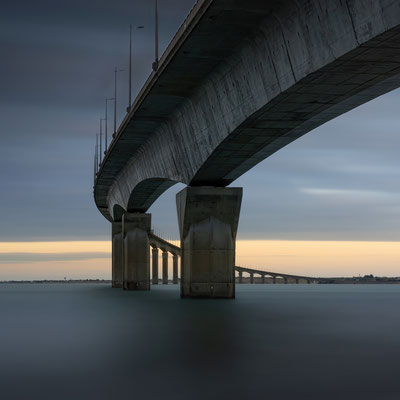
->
xmin=96 ymin=0 xmax=400 ymax=297
xmin=149 ymin=234 xmax=334 ymax=284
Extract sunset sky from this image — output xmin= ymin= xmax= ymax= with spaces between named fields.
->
xmin=1 ymin=0 xmax=399 ymax=280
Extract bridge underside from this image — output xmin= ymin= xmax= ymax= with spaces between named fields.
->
xmin=95 ymin=0 xmax=400 ymax=222
xmin=94 ymin=0 xmax=400 ymax=298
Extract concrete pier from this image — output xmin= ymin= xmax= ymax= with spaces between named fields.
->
xmin=112 ymin=222 xmax=123 ymax=288
xmin=162 ymin=251 xmax=168 ymax=284
xmin=176 ymin=186 xmax=242 ymax=298
xmin=250 ymin=273 xmax=254 ymax=284
xmin=123 ymin=213 xmax=151 ymax=291
xmin=239 ymin=271 xmax=243 ymax=284
xmin=152 ymin=247 xmax=159 ymax=284
xmin=172 ymin=254 xmax=178 ymax=284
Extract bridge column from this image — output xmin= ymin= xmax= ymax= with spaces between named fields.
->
xmin=296 ymin=279 xmax=299 ymax=284
xmin=112 ymin=222 xmax=123 ymax=288
xmin=238 ymin=271 xmax=243 ymax=284
xmin=272 ymin=276 xmax=276 ymax=284
xmin=261 ymin=274 xmax=265 ymax=284
xmin=177 ymin=187 xmax=242 ymax=298
xmin=250 ymin=273 xmax=254 ymax=284
xmin=172 ymin=254 xmax=178 ymax=284
xmin=123 ymin=213 xmax=151 ymax=291
xmin=152 ymin=247 xmax=159 ymax=284
xmin=162 ymin=251 xmax=168 ymax=284
xmin=284 ymin=277 xmax=288 ymax=284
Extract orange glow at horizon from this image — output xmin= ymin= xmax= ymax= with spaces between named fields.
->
xmin=0 ymin=241 xmax=111 ymax=254
xmin=0 ymin=240 xmax=398 ymax=280
xmin=236 ymin=240 xmax=400 ymax=277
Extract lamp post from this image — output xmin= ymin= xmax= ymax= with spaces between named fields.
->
xmin=113 ymin=67 xmax=125 ymax=137
xmin=94 ymin=143 xmax=97 ymax=182
xmin=128 ymin=24 xmax=144 ymax=112
xmin=152 ymin=0 xmax=159 ymax=71
xmin=96 ymin=134 xmax=99 ymax=169
xmin=105 ymin=97 xmax=114 ymax=152
xmin=100 ymin=117 xmax=107 ymax=160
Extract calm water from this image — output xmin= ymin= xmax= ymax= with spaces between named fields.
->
xmin=0 ymin=284 xmax=399 ymax=400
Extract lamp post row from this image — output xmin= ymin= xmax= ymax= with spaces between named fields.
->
xmin=94 ymin=1 xmax=159 ymax=178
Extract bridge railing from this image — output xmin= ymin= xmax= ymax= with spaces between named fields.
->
xmin=150 ymin=227 xmax=180 ymax=249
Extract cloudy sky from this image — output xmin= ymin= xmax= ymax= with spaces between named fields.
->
xmin=1 ymin=0 xmax=399 ymax=278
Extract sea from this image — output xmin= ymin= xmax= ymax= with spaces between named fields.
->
xmin=0 ymin=283 xmax=399 ymax=400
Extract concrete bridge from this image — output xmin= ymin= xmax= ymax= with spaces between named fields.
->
xmin=114 ymin=232 xmax=326 ymax=286
xmin=94 ymin=0 xmax=400 ymax=298
xmin=113 ymin=232 xmax=332 ymax=287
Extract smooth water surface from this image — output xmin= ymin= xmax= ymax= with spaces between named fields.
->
xmin=0 ymin=284 xmax=399 ymax=400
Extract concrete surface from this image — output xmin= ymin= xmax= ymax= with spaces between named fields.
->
xmin=177 ymin=186 xmax=242 ymax=298
xmin=122 ymin=213 xmax=151 ymax=291
xmin=94 ymin=0 xmax=400 ymax=222
xmin=111 ymin=222 xmax=123 ymax=288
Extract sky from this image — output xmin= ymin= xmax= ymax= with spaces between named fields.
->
xmin=1 ymin=0 xmax=399 ymax=279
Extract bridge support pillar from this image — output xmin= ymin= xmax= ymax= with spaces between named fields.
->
xmin=261 ymin=275 xmax=265 ymax=284
xmin=112 ymin=222 xmax=123 ymax=288
xmin=272 ymin=276 xmax=276 ymax=284
xmin=250 ymin=273 xmax=254 ymax=284
xmin=152 ymin=247 xmax=159 ymax=284
xmin=173 ymin=254 xmax=178 ymax=284
xmin=123 ymin=213 xmax=151 ymax=291
xmin=177 ymin=186 xmax=242 ymax=298
xmin=162 ymin=251 xmax=169 ymax=284
xmin=239 ymin=271 xmax=243 ymax=284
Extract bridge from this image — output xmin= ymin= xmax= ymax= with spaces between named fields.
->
xmin=94 ymin=0 xmax=400 ymax=297
xmin=117 ymin=232 xmax=328 ymax=286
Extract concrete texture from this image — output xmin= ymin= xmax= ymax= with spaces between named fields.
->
xmin=173 ymin=255 xmax=178 ymax=284
xmin=122 ymin=213 xmax=151 ymax=291
xmin=94 ymin=0 xmax=400 ymax=222
xmin=177 ymin=187 xmax=242 ymax=298
xmin=162 ymin=251 xmax=168 ymax=284
xmin=151 ymin=247 xmax=159 ymax=285
xmin=111 ymin=222 xmax=123 ymax=288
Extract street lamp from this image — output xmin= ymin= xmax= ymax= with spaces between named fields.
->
xmin=113 ymin=67 xmax=125 ymax=137
xmin=99 ymin=117 xmax=106 ymax=162
xmin=128 ymin=24 xmax=144 ymax=112
xmin=105 ymin=97 xmax=115 ymax=152
xmin=152 ymin=0 xmax=159 ymax=72
xmin=96 ymin=133 xmax=99 ymax=168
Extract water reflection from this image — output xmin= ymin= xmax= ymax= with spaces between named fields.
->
xmin=0 ymin=284 xmax=399 ymax=399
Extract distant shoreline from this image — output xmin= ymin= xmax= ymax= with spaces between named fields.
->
xmin=1 ymin=277 xmax=400 ymax=284
xmin=0 ymin=279 xmax=112 ymax=284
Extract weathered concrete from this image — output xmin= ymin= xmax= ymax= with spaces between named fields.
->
xmin=177 ymin=187 xmax=242 ymax=298
xmin=151 ymin=247 xmax=159 ymax=285
xmin=172 ymin=254 xmax=179 ymax=284
xmin=162 ymin=251 xmax=168 ymax=284
xmin=123 ymin=213 xmax=151 ymax=291
xmin=94 ymin=0 xmax=400 ymax=223
xmin=112 ymin=222 xmax=123 ymax=288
